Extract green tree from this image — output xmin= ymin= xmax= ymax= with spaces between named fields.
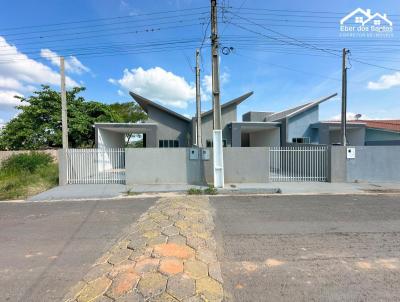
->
xmin=0 ymin=86 xmax=134 ymax=150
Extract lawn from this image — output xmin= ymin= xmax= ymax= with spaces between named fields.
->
xmin=0 ymin=152 xmax=58 ymax=200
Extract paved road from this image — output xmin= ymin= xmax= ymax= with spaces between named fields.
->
xmin=0 ymin=198 xmax=155 ymax=302
xmin=211 ymin=194 xmax=400 ymax=302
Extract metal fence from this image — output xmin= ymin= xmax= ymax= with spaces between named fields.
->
xmin=66 ymin=148 xmax=125 ymax=184
xmin=269 ymin=146 xmax=328 ymax=182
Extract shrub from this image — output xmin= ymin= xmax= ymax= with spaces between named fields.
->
xmin=187 ymin=188 xmax=203 ymax=195
xmin=204 ymin=185 xmax=218 ymax=195
xmin=1 ymin=152 xmax=53 ymax=173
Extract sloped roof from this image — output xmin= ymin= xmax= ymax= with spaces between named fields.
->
xmin=350 ymin=120 xmax=400 ymax=132
xmin=129 ymin=91 xmax=191 ymax=122
xmin=266 ymin=93 xmax=338 ymax=122
xmin=201 ymin=91 xmax=254 ymax=117
xmin=130 ymin=91 xmax=253 ymax=121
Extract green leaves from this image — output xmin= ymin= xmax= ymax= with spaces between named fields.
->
xmin=0 ymin=86 xmax=147 ymax=150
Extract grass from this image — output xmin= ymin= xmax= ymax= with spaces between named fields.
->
xmin=187 ymin=185 xmax=218 ymax=195
xmin=0 ymin=152 xmax=58 ymax=200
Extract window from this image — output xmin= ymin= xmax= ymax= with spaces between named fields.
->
xmin=355 ymin=16 xmax=363 ymax=23
xmin=292 ymin=137 xmax=311 ymax=144
xmin=206 ymin=140 xmax=213 ymax=147
xmin=159 ymin=140 xmax=179 ymax=148
xmin=206 ymin=139 xmax=229 ymax=147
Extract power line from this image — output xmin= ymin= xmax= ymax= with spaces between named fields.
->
xmin=0 ymin=6 xmax=209 ymax=32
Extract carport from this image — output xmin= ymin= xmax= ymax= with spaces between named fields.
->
xmin=94 ymin=123 xmax=158 ymax=148
xmin=230 ymin=121 xmax=281 ymax=147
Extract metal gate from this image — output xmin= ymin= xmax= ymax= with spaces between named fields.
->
xmin=66 ymin=148 xmax=125 ymax=184
xmin=269 ymin=146 xmax=328 ymax=182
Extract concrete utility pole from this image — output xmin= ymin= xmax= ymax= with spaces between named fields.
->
xmin=341 ymin=48 xmax=350 ymax=146
xmin=60 ymin=56 xmax=68 ymax=149
xmin=195 ymin=49 xmax=202 ymax=147
xmin=211 ymin=0 xmax=224 ymax=188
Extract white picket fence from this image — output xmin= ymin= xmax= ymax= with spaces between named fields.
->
xmin=66 ymin=148 xmax=125 ymax=184
xmin=269 ymin=146 xmax=328 ymax=182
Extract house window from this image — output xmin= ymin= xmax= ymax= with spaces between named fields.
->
xmin=374 ymin=20 xmax=381 ymax=25
xmin=206 ymin=139 xmax=229 ymax=147
xmin=292 ymin=137 xmax=311 ymax=144
xmin=355 ymin=16 xmax=363 ymax=23
xmin=159 ymin=140 xmax=179 ymax=148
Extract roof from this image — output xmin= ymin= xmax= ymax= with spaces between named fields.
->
xmin=266 ymin=93 xmax=338 ymax=122
xmin=201 ymin=91 xmax=254 ymax=117
xmin=129 ymin=91 xmax=191 ymax=122
xmin=350 ymin=120 xmax=400 ymax=132
xmin=130 ymin=91 xmax=253 ymax=121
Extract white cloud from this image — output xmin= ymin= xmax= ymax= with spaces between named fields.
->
xmin=40 ymin=48 xmax=90 ymax=74
xmin=0 ymin=90 xmax=23 ymax=108
xmin=367 ymin=72 xmax=400 ymax=90
xmin=0 ymin=37 xmax=78 ymax=87
xmin=109 ymin=67 xmax=196 ymax=109
xmin=201 ymin=72 xmax=230 ymax=94
xmin=330 ymin=112 xmax=370 ymax=121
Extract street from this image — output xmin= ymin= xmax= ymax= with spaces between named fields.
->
xmin=212 ymin=194 xmax=400 ymax=302
xmin=0 ymin=198 xmax=155 ymax=302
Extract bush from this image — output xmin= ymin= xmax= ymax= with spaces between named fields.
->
xmin=1 ymin=152 xmax=53 ymax=173
xmin=204 ymin=185 xmax=218 ymax=195
xmin=187 ymin=188 xmax=203 ymax=195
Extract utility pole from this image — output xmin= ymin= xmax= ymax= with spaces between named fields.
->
xmin=60 ymin=56 xmax=68 ymax=149
xmin=211 ymin=0 xmax=224 ymax=188
xmin=195 ymin=49 xmax=202 ymax=147
xmin=341 ymin=48 xmax=349 ymax=146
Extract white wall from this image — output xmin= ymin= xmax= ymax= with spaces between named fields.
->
xmin=249 ymin=128 xmax=280 ymax=147
xmin=97 ymin=129 xmax=125 ymax=149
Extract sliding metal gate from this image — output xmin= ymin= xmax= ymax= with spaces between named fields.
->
xmin=66 ymin=148 xmax=125 ymax=184
xmin=269 ymin=146 xmax=328 ymax=182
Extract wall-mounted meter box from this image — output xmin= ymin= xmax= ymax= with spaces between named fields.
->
xmin=201 ymin=149 xmax=210 ymax=160
xmin=347 ymin=147 xmax=356 ymax=159
xmin=189 ymin=148 xmax=199 ymax=160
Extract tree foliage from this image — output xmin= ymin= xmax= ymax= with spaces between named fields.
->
xmin=0 ymin=86 xmax=146 ymax=150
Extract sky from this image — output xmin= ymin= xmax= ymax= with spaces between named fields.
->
xmin=0 ymin=0 xmax=399 ymax=128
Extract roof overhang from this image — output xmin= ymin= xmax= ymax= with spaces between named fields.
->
xmin=201 ymin=91 xmax=254 ymax=117
xmin=95 ymin=122 xmax=157 ymax=134
xmin=231 ymin=121 xmax=281 ymax=133
xmin=311 ymin=121 xmax=366 ymax=130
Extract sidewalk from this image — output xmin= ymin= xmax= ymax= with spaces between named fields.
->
xmin=27 ymin=182 xmax=400 ymax=202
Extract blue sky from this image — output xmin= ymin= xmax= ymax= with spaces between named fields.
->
xmin=0 ymin=0 xmax=399 ymax=127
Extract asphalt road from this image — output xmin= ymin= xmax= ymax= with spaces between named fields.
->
xmin=211 ymin=194 xmax=400 ymax=302
xmin=0 ymin=198 xmax=155 ymax=302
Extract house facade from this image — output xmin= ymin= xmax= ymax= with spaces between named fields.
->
xmin=94 ymin=91 xmax=400 ymax=148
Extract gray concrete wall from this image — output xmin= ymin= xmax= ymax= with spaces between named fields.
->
xmin=249 ymin=128 xmax=280 ymax=147
xmin=346 ymin=146 xmax=400 ymax=182
xmin=125 ymin=147 xmax=269 ymax=185
xmin=200 ymin=105 xmax=237 ymax=147
xmin=125 ymin=148 xmax=204 ymax=185
xmin=327 ymin=146 xmax=347 ymax=182
xmin=366 ymin=128 xmax=400 ymax=143
xmin=147 ymin=106 xmax=191 ymax=147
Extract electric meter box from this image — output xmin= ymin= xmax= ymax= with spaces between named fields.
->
xmin=189 ymin=148 xmax=199 ymax=160
xmin=347 ymin=147 xmax=356 ymax=159
xmin=201 ymin=149 xmax=210 ymax=160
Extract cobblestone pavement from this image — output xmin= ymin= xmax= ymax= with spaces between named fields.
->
xmin=64 ymin=196 xmax=224 ymax=302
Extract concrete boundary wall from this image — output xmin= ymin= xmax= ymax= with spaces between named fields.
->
xmin=125 ymin=147 xmax=269 ymax=185
xmin=346 ymin=146 xmax=400 ymax=182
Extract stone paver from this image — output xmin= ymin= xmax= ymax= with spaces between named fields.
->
xmin=64 ymin=196 xmax=223 ymax=302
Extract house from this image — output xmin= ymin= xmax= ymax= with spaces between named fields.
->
xmin=340 ymin=8 xmax=371 ymax=25
xmin=363 ymin=12 xmax=392 ymax=26
xmin=94 ymin=91 xmax=399 ymax=148
xmin=311 ymin=120 xmax=400 ymax=146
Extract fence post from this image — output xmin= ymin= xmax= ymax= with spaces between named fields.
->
xmin=58 ymin=149 xmax=68 ymax=186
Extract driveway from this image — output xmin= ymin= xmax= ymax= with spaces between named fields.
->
xmin=211 ymin=194 xmax=400 ymax=301
xmin=0 ymin=198 xmax=156 ymax=302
